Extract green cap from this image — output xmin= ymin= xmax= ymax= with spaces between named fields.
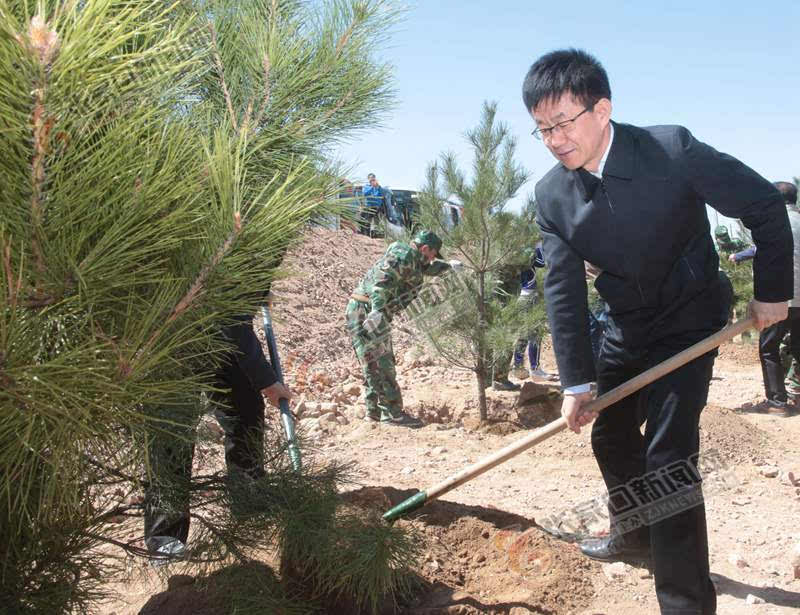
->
xmin=412 ymin=229 xmax=443 ymax=257
xmin=714 ymin=225 xmax=730 ymax=239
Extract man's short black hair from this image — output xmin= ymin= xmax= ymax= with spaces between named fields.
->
xmin=522 ymin=48 xmax=611 ymax=113
xmin=774 ymin=181 xmax=798 ymax=205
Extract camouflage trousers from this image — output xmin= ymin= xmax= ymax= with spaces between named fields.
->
xmin=345 ymin=299 xmax=403 ymax=419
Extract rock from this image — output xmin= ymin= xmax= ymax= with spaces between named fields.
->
xmin=293 ymin=396 xmax=307 ymax=418
xmin=318 ymin=411 xmax=339 ymax=425
xmin=335 ymin=414 xmax=349 ymax=425
xmin=319 ymin=402 xmax=338 ymax=412
xmin=732 ymin=498 xmax=750 ymax=506
xmin=432 ymin=446 xmax=447 ymax=455
xmin=745 ymin=594 xmax=765 ymax=605
xmin=345 ymin=383 xmax=361 ymax=397
xmin=602 ymin=561 xmax=630 ymax=580
xmin=299 ymin=417 xmax=320 ymax=432
xmin=474 ymin=553 xmax=486 ymax=563
xmin=303 ymin=402 xmax=321 ymax=418
xmin=728 ymin=552 xmax=749 ymax=568
xmin=400 ymin=466 xmax=414 ymax=475
xmin=758 ymin=465 xmax=780 ymax=478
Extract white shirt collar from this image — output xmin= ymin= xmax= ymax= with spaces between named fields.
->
xmin=589 ymin=122 xmax=614 ymax=178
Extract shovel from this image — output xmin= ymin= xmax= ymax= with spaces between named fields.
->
xmin=262 ymin=305 xmax=302 ymax=472
xmin=383 ymin=317 xmax=754 ymax=522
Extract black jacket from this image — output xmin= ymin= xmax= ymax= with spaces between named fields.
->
xmin=535 ymin=121 xmax=792 ymax=387
xmin=219 ymin=313 xmax=277 ymax=391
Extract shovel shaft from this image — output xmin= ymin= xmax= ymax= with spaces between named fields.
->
xmin=383 ymin=317 xmax=753 ymax=522
xmin=262 ymin=306 xmax=302 ymax=472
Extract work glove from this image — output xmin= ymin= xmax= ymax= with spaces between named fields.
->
xmin=448 ymin=259 xmax=465 ymax=272
xmin=363 ymin=310 xmax=383 ymax=334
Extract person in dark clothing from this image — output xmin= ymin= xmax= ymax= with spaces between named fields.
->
xmin=144 ymin=312 xmax=292 ymax=559
xmin=729 ymin=182 xmax=800 ymax=415
xmin=523 ymin=48 xmax=791 ymax=615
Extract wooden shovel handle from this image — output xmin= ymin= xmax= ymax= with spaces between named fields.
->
xmin=425 ymin=317 xmax=753 ymax=501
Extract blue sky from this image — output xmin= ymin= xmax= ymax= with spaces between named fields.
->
xmin=335 ymin=0 xmax=799 ymax=216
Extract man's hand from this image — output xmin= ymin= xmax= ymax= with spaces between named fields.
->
xmin=728 ymin=253 xmax=736 ymax=263
xmin=261 ymin=382 xmax=292 ymax=408
xmin=363 ymin=310 xmax=383 ymax=334
xmin=749 ymin=299 xmax=788 ymax=331
xmin=561 ymin=391 xmax=597 ymax=434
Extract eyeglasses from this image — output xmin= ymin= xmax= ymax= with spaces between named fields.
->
xmin=532 ymin=107 xmax=592 ymax=141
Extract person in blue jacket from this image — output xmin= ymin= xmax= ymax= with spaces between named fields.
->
xmin=360 ymin=173 xmax=385 ymax=236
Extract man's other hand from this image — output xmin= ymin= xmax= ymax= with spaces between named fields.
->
xmin=262 ymin=382 xmax=292 ymax=408
xmin=727 ymin=253 xmax=736 ymax=263
xmin=749 ymin=299 xmax=788 ymax=331
xmin=561 ymin=391 xmax=597 ymax=434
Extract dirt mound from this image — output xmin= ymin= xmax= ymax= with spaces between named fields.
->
xmin=717 ymin=339 xmax=759 ymax=369
xmin=700 ymin=404 xmax=771 ymax=464
xmin=342 ymin=487 xmax=598 ymax=615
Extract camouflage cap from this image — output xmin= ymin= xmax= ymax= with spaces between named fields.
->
xmin=714 ymin=225 xmax=731 ymax=239
xmin=412 ymin=229 xmax=443 ymax=258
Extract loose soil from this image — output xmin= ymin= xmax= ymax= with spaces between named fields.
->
xmin=99 ymin=228 xmax=800 ymax=614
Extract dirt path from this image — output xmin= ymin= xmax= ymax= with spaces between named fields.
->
xmin=311 ymin=341 xmax=800 ymax=614
xmin=98 ymin=230 xmax=800 ymax=614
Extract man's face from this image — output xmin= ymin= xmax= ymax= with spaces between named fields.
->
xmin=418 ymin=244 xmax=438 ymax=264
xmin=368 ymin=175 xmax=379 ymax=187
xmin=531 ymin=93 xmax=611 ymax=172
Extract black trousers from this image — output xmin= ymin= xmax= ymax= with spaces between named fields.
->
xmin=592 ymin=335 xmax=717 ymax=615
xmin=758 ymin=307 xmax=800 ymax=402
xmin=144 ymin=361 xmax=266 ymax=552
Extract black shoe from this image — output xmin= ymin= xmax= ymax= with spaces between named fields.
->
xmin=492 ymin=378 xmax=521 ymax=391
xmin=579 ymin=534 xmax=650 ymax=562
xmin=381 ymin=411 xmax=424 ymax=428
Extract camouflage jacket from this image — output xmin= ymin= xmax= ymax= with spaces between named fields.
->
xmin=354 ymin=241 xmax=451 ymax=319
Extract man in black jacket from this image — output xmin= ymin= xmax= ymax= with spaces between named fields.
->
xmin=522 ymin=48 xmax=791 ymax=614
xmin=144 ymin=313 xmax=291 ymax=559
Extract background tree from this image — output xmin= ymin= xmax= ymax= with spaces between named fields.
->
xmin=411 ymin=101 xmax=546 ymax=421
xmin=0 ymin=1 xmax=418 ymax=613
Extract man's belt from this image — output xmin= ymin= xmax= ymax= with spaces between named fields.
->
xmin=351 ymin=293 xmax=371 ymax=304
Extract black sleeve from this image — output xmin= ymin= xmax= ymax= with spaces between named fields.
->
xmin=535 ymin=197 xmax=596 ymax=387
xmin=221 ymin=314 xmax=278 ymax=391
xmin=677 ymin=127 xmax=792 ymax=302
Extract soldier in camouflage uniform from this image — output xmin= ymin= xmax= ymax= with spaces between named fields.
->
xmin=346 ymin=230 xmax=453 ymax=426
xmin=714 ymin=224 xmax=748 ymax=255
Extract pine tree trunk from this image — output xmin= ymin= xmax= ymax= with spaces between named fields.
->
xmin=475 ymin=270 xmax=489 ymax=422
xmin=475 ymin=362 xmax=488 ymax=422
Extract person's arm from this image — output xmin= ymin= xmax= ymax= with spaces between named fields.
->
xmin=221 ymin=315 xmax=290 ymax=405
xmin=729 ymin=245 xmax=756 ymax=263
xmin=677 ymin=127 xmax=791 ymax=329
xmin=678 ymin=128 xmax=792 ymax=302
xmin=535 ymin=207 xmax=596 ymax=389
xmin=423 ymin=259 xmax=453 ymax=277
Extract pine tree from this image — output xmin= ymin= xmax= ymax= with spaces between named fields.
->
xmin=412 ymin=102 xmax=546 ymax=421
xmin=0 ymin=1 xmax=418 ymax=613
